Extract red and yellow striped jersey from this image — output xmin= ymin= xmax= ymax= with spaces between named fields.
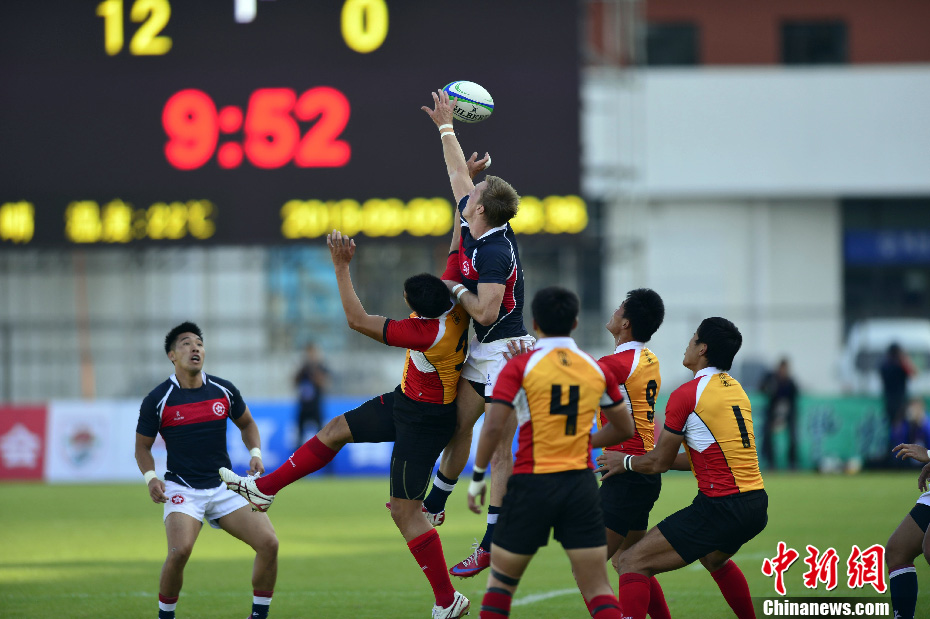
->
xmin=664 ymin=367 xmax=765 ymax=497
xmin=491 ymin=337 xmax=625 ymax=475
xmin=597 ymin=342 xmax=661 ymax=456
xmin=383 ymin=304 xmax=468 ymax=405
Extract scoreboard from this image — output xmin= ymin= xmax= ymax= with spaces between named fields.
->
xmin=0 ymin=0 xmax=584 ymax=246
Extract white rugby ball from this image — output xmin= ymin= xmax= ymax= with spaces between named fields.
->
xmin=443 ymin=81 xmax=494 ymax=123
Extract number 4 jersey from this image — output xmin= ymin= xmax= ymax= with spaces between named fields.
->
xmin=490 ymin=337 xmax=625 ymax=475
xmin=664 ymin=367 xmax=765 ymax=497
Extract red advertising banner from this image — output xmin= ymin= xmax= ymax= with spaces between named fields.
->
xmin=0 ymin=406 xmax=47 ymax=480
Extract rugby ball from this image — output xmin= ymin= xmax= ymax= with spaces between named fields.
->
xmin=443 ymin=81 xmax=494 ymax=123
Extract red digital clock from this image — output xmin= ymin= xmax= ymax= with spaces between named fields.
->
xmin=163 ymin=87 xmax=351 ymax=170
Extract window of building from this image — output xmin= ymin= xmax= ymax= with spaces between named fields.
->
xmin=645 ymin=22 xmax=699 ymax=66
xmin=781 ymin=20 xmax=848 ymax=65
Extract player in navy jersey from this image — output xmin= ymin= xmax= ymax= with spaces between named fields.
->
xmin=221 ymin=232 xmax=471 ymax=619
xmin=135 ymin=322 xmax=278 ymax=619
xmin=421 ymin=89 xmax=536 ymax=578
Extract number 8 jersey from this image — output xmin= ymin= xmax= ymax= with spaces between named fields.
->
xmin=491 ymin=337 xmax=625 ymax=475
xmin=596 ymin=342 xmax=661 ymax=456
xmin=664 ymin=367 xmax=765 ymax=497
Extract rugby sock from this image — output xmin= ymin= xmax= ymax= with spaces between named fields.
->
xmin=617 ymin=573 xmax=650 ymax=619
xmin=710 ymin=560 xmax=755 ymax=619
xmin=423 ymin=471 xmax=457 ymax=514
xmin=480 ymin=506 xmax=501 ymax=551
xmin=890 ymin=564 xmax=917 ymax=619
xmin=480 ymin=587 xmax=512 ymax=618
xmin=407 ymin=529 xmax=456 ymax=608
xmin=157 ymin=593 xmax=178 ymax=619
xmin=250 ymin=589 xmax=273 ymax=619
xmin=647 ymin=576 xmax=671 ymax=619
xmin=585 ymin=594 xmax=623 ymax=617
xmin=256 ymin=436 xmax=337 ymax=495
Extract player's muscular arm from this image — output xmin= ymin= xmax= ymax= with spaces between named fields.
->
xmin=453 ymin=281 xmax=505 ymax=326
xmin=422 ymin=90 xmax=474 ymax=203
xmin=232 ymin=407 xmax=264 ymax=475
xmin=135 ymin=433 xmax=168 ymax=503
xmin=590 ymin=401 xmax=634 ymax=448
xmin=328 ymin=230 xmax=387 ymax=342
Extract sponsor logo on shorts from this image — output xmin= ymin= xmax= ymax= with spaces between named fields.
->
xmin=171 ymin=495 xmax=185 ymax=504
xmin=212 ymin=402 xmax=226 ymax=416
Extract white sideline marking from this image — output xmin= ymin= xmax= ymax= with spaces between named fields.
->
xmin=512 ymin=587 xmax=578 ymax=606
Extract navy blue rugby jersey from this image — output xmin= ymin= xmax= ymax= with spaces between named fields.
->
xmin=136 ymin=372 xmax=246 ymax=489
xmin=456 ymin=196 xmax=528 ymax=343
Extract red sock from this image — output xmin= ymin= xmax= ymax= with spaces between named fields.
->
xmin=256 ymin=436 xmax=337 ymax=495
xmin=711 ymin=560 xmax=756 ymax=619
xmin=647 ymin=576 xmax=671 ymax=619
xmin=586 ymin=594 xmax=622 ymax=618
xmin=407 ymin=529 xmax=456 ymax=608
xmin=617 ymin=573 xmax=650 ymax=619
xmin=480 ymin=587 xmax=512 ymax=618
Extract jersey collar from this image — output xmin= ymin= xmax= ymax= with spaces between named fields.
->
xmin=170 ymin=371 xmax=207 ymax=388
xmin=475 ymin=223 xmax=508 ymax=241
xmin=694 ymin=366 xmax=723 ymax=380
xmin=614 ymin=340 xmax=644 ymax=354
xmin=534 ymin=336 xmax=578 ymax=352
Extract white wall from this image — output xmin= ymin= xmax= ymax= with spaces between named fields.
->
xmin=585 ymin=65 xmax=930 ymax=197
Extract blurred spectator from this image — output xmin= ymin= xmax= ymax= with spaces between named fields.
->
xmin=759 ymin=358 xmax=799 ymax=470
xmin=294 ymin=343 xmax=330 ymax=447
xmin=890 ymin=398 xmax=930 ymax=467
xmin=880 ymin=343 xmax=915 ymax=454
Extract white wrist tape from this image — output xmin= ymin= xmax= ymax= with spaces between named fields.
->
xmin=456 ymin=287 xmax=467 ymax=302
xmin=143 ymin=470 xmax=159 ymax=484
xmin=438 ymin=124 xmax=453 ymax=132
xmin=440 ymin=131 xmax=456 ymax=139
xmin=249 ymin=447 xmax=262 ymax=459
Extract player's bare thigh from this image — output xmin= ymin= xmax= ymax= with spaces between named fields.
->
xmin=456 ymin=375 xmax=486 ymax=429
xmin=218 ymin=504 xmax=278 ymax=550
xmin=616 ymin=526 xmax=687 ymax=577
xmin=164 ymin=511 xmax=203 ymax=555
xmin=886 ymin=513 xmax=926 ymax=566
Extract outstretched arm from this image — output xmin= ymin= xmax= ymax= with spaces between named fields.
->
xmin=327 ymin=230 xmax=388 ymax=342
xmin=422 ymin=90 xmax=477 ymax=204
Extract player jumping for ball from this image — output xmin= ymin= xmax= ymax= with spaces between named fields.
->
xmin=419 ymin=89 xmax=536 ymax=578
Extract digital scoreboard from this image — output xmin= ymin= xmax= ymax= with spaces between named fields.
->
xmin=0 ymin=0 xmax=583 ymax=246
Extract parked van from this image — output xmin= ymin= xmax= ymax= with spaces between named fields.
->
xmin=839 ymin=318 xmax=930 ymax=395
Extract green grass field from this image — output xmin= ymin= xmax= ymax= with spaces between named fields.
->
xmin=1 ymin=471 xmax=927 ymax=618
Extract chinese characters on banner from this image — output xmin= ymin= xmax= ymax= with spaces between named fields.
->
xmin=762 ymin=542 xmax=887 ymax=596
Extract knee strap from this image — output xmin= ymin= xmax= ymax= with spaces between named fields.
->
xmin=490 ymin=568 xmax=520 ymax=587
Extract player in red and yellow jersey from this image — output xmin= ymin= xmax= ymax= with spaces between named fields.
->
xmin=222 ymin=231 xmax=471 ymax=618
xmin=594 ymin=288 xmax=670 ymax=619
xmin=599 ymin=317 xmax=767 ymax=619
xmin=467 ymin=287 xmax=634 ymax=619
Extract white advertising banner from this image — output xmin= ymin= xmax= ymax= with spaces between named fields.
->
xmin=45 ymin=400 xmax=163 ymax=483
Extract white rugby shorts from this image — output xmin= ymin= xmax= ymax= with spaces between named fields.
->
xmin=163 ymin=480 xmax=249 ymax=529
xmin=461 ymin=334 xmax=536 ymax=398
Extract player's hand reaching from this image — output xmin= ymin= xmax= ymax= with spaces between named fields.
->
xmin=147 ymin=477 xmax=168 ymax=504
xmin=327 ymin=230 xmax=356 ymax=267
xmin=503 ymin=338 xmax=531 ymax=361
xmin=421 ymin=89 xmax=456 ymax=128
xmin=466 ymin=152 xmax=491 ymax=179
xmin=248 ymin=457 xmax=265 ymax=477
xmin=467 ymin=471 xmax=487 ymax=514
xmin=920 ymin=461 xmax=930 ymax=492
xmin=893 ymin=443 xmax=930 ymax=463
xmin=595 ymin=450 xmax=629 ymax=481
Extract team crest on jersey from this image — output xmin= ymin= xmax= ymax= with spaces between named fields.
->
xmin=212 ymin=401 xmax=226 ymax=416
xmin=171 ymin=495 xmax=185 ymax=504
xmin=719 ymin=374 xmax=732 ymax=387
xmin=557 ymin=351 xmax=572 ymax=366
xmin=461 ymin=259 xmax=470 ymax=276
